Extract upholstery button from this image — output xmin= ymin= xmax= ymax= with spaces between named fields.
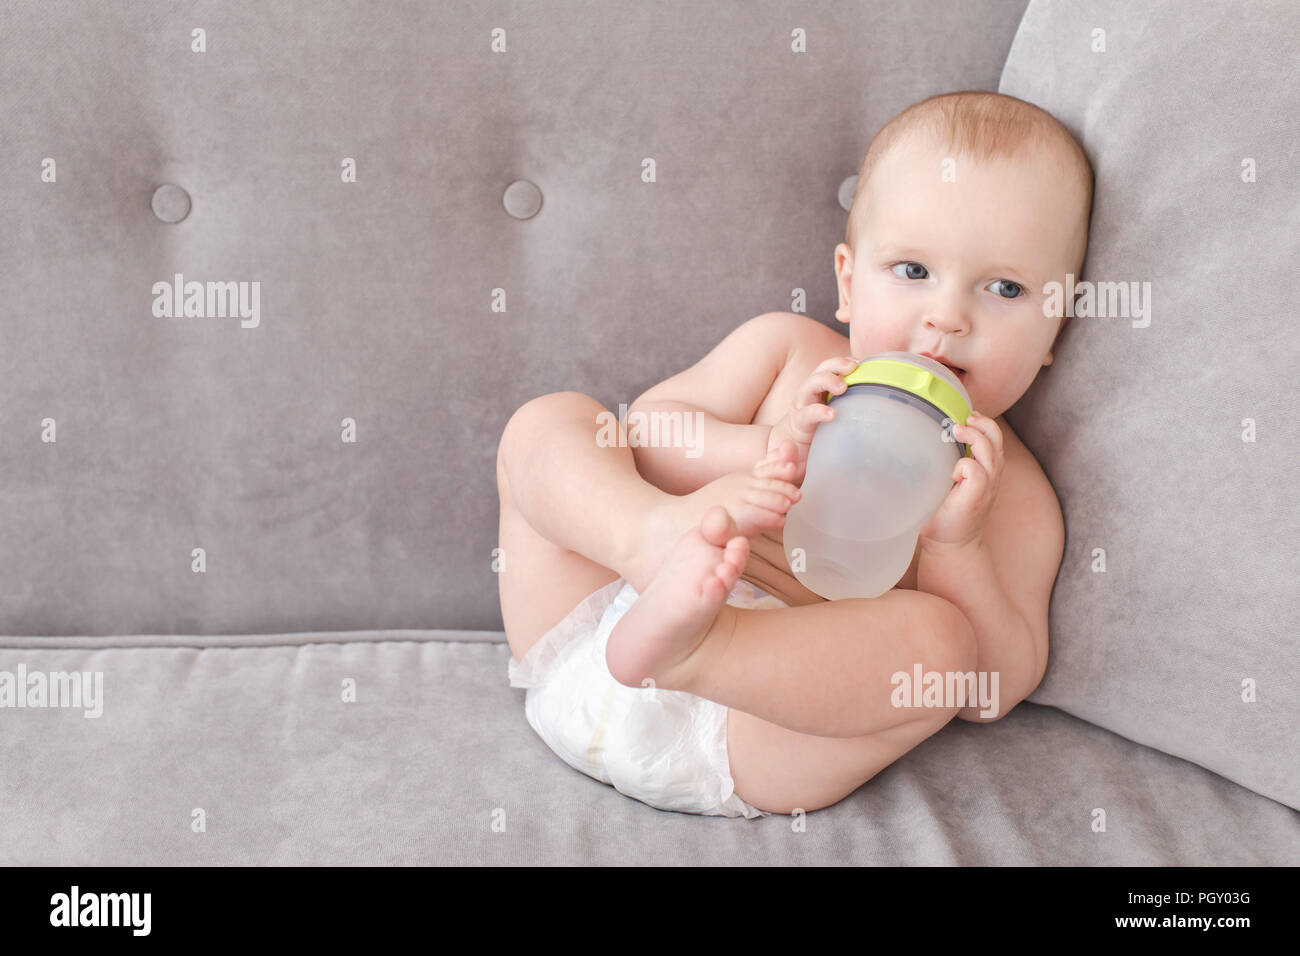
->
xmin=503 ymin=179 xmax=543 ymax=220
xmin=837 ymin=175 xmax=858 ymax=213
xmin=151 ymin=183 xmax=191 ymax=223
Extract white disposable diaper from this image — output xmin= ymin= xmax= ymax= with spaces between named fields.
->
xmin=508 ymin=575 xmax=787 ymax=819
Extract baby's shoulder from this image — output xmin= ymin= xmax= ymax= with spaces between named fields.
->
xmin=988 ymin=417 xmax=1063 ymax=539
xmin=995 ymin=417 xmax=1041 ymax=483
xmin=751 ymin=314 xmax=851 ymax=426
xmin=766 ymin=312 xmax=850 ymax=364
xmin=742 ymin=312 xmax=847 ymax=363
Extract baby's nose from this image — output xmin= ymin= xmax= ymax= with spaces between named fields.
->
xmin=923 ymin=306 xmax=970 ymax=334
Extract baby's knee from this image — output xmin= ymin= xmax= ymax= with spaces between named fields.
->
xmin=913 ymin=592 xmax=978 ymax=675
xmin=514 ymin=390 xmax=599 ymax=422
xmin=503 ymin=391 xmax=597 ymax=447
xmin=500 ymin=391 xmax=594 ymax=463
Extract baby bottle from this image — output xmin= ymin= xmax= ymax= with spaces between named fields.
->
xmin=781 ymin=352 xmax=973 ymax=601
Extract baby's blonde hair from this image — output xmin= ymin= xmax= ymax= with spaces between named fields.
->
xmin=845 ymin=90 xmax=1094 ymax=270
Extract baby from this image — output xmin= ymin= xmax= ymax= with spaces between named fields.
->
xmin=498 ymin=91 xmax=1093 ymax=817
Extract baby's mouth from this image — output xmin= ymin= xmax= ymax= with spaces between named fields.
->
xmin=917 ymin=351 xmax=965 ymax=379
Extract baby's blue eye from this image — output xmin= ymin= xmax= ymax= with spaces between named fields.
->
xmin=988 ymin=279 xmax=1024 ymax=299
xmin=892 ymin=262 xmax=929 ymax=280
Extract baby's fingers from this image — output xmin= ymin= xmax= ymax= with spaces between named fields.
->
xmin=787 ymin=401 xmax=834 ymax=440
xmin=795 ymin=365 xmax=855 ymax=409
xmin=809 ymin=354 xmax=860 ymax=377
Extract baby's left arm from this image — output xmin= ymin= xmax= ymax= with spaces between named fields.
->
xmin=915 ymin=414 xmax=1063 ymax=721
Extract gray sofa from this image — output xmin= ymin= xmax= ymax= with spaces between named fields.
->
xmin=2 ymin=0 xmax=1296 ymax=865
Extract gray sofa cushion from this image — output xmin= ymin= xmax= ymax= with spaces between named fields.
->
xmin=998 ymin=0 xmax=1299 ymax=808
xmin=1 ymin=635 xmax=1295 ymax=864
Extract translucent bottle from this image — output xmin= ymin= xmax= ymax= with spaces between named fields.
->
xmin=781 ymin=352 xmax=973 ymax=600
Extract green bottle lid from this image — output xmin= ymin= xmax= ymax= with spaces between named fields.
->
xmin=828 ymin=354 xmax=974 ymax=458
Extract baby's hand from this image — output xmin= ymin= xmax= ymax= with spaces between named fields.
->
xmin=918 ymin=412 xmax=1004 ymax=552
xmin=766 ymin=354 xmax=859 ymax=485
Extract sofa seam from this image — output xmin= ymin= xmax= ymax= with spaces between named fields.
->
xmin=0 ymin=635 xmax=510 ymax=651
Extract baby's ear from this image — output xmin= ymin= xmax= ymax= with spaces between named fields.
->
xmin=1044 ymin=311 xmax=1071 ymax=366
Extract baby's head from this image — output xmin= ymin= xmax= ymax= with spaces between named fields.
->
xmin=836 ymin=91 xmax=1093 ymax=419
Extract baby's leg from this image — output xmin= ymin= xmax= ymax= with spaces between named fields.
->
xmin=692 ymin=589 xmax=974 ymax=739
xmin=498 ymin=390 xmax=800 ymax=661
xmin=725 ymin=703 xmax=962 ymax=814
xmin=606 ymin=506 xmax=977 ymax=739
xmin=496 ymin=391 xmax=668 ymax=662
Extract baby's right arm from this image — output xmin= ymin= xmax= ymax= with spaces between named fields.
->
xmin=627 ymin=312 xmax=802 ymax=495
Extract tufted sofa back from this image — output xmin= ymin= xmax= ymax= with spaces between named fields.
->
xmin=0 ymin=0 xmax=1029 ymax=635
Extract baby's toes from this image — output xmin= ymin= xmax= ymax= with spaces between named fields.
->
xmin=753 ymin=447 xmax=797 ymax=476
xmin=714 ymin=537 xmax=749 ymax=585
xmin=744 ymin=491 xmax=796 ymax=520
xmin=759 ymin=459 xmax=797 ymax=481
xmin=747 ymin=476 xmax=801 ymax=507
xmin=722 ymin=535 xmax=749 ymax=569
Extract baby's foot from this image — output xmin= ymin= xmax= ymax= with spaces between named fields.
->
xmin=605 ymin=505 xmax=749 ymax=693
xmin=627 ymin=440 xmax=802 ymax=594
